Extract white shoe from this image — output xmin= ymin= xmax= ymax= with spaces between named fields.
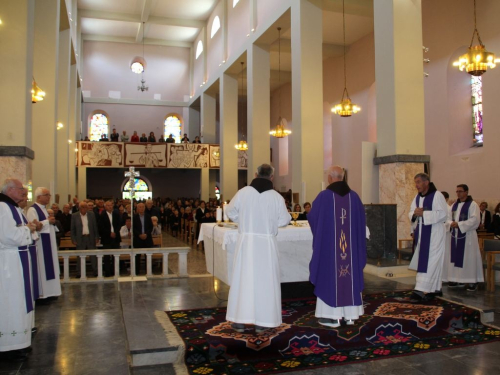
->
xmin=318 ymin=318 xmax=341 ymax=328
xmin=346 ymin=319 xmax=356 ymax=325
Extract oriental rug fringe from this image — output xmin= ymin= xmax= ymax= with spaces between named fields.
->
xmin=160 ymin=291 xmax=500 ymax=375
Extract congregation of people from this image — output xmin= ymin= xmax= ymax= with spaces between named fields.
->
xmin=0 ymin=168 xmax=495 ymax=360
xmin=85 ymin=129 xmax=203 ymax=144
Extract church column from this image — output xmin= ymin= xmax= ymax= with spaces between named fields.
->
xmin=374 ymin=0 xmax=429 ymax=241
xmin=247 ymin=44 xmax=270 ymax=181
xmin=220 ymin=74 xmax=239 ymax=201
xmin=68 ymin=64 xmax=78 ymax=200
xmin=0 ymin=0 xmax=35 ymax=185
xmin=32 ymin=0 xmax=59 ymax=199
xmin=200 ymin=93 xmax=216 ymax=201
xmin=290 ymin=0 xmax=324 ymax=204
xmin=56 ymin=29 xmax=71 ymax=204
xmin=78 ymin=167 xmax=87 ymax=200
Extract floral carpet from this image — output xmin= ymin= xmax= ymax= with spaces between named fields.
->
xmin=165 ymin=291 xmax=500 ymax=375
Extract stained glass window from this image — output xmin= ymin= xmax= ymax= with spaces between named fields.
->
xmin=89 ymin=113 xmax=109 ymax=141
xmin=471 ymin=76 xmax=483 ymax=145
xmin=164 ymin=115 xmax=182 ymax=143
xmin=124 ymin=178 xmax=149 ymax=191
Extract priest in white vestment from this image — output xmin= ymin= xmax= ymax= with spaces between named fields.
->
xmin=27 ymin=187 xmax=62 ymax=300
xmin=445 ymin=184 xmax=483 ymax=291
xmin=225 ymin=164 xmax=290 ymax=333
xmin=409 ymin=173 xmax=448 ymax=301
xmin=0 ymin=179 xmax=37 ymax=360
xmin=440 ymin=192 xmax=453 ymax=283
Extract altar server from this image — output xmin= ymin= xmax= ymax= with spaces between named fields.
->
xmin=308 ymin=166 xmax=367 ymax=327
xmin=225 ymin=164 xmax=290 ymax=333
xmin=27 ymin=187 xmax=61 ymax=300
xmin=0 ymin=179 xmax=37 ymax=360
xmin=409 ymin=173 xmax=448 ymax=301
xmin=446 ymin=184 xmax=483 ymax=291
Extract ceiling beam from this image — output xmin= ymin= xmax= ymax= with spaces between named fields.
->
xmin=82 ymin=34 xmax=192 ymax=48
xmin=78 ymin=9 xmax=205 ymax=28
xmin=136 ymin=0 xmax=153 ymax=42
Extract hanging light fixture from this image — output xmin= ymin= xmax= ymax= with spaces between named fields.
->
xmin=235 ymin=61 xmax=249 ymax=151
xmin=453 ymin=0 xmax=499 ymax=76
xmin=332 ymin=0 xmax=360 ymax=117
xmin=270 ymin=27 xmax=292 ymax=138
xmin=31 ymin=77 xmax=46 ymax=103
xmin=131 ymin=22 xmax=148 ymax=74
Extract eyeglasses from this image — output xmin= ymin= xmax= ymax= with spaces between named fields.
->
xmin=41 ymin=194 xmax=51 ymax=197
xmin=456 ymin=191 xmax=465 ymax=193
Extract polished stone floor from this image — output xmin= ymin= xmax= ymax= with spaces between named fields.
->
xmin=1 ymin=234 xmax=500 ymax=375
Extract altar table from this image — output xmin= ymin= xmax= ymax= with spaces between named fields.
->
xmin=198 ymin=222 xmax=313 ymax=285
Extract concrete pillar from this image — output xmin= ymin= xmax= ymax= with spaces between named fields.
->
xmin=56 ymin=29 xmax=71 ymax=204
xmin=0 ymin=0 xmax=35 ymax=184
xmin=68 ymin=64 xmax=78 ymax=200
xmin=374 ymin=0 xmax=428 ymax=241
xmin=78 ymin=166 xmax=87 ymax=199
xmin=32 ymin=0 xmax=59 ymax=199
xmin=374 ymin=0 xmax=425 ymax=157
xmin=290 ymin=0 xmax=324 ymax=204
xmin=247 ymin=44 xmax=270 ymax=182
xmin=220 ymin=74 xmax=239 ymax=201
xmin=188 ymin=106 xmax=201 ymax=139
xmin=200 ymin=93 xmax=216 ymax=200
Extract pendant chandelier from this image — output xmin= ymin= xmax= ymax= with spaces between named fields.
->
xmin=235 ymin=61 xmax=248 ymax=151
xmin=331 ymin=0 xmax=360 ymax=117
xmin=131 ymin=22 xmax=147 ymax=74
xmin=31 ymin=77 xmax=46 ymax=103
xmin=270 ymin=27 xmax=291 ymax=138
xmin=453 ymin=0 xmax=499 ymax=76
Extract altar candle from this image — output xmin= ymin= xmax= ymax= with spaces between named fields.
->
xmin=223 ymin=202 xmax=229 ymax=222
xmin=216 ymin=207 xmax=222 ymax=222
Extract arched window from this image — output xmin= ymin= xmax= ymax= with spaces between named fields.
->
xmin=471 ymin=76 xmax=483 ymax=145
xmin=122 ymin=178 xmax=152 ymax=200
xmin=233 ymin=0 xmax=240 ymax=7
xmin=89 ymin=112 xmax=109 ymax=141
xmin=164 ymin=114 xmax=182 ymax=143
xmin=195 ymin=40 xmax=203 ymax=59
xmin=211 ymin=16 xmax=221 ymax=38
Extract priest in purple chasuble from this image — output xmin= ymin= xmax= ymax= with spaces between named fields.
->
xmin=308 ymin=166 xmax=367 ymax=328
xmin=408 ymin=173 xmax=448 ymax=301
xmin=0 ymin=179 xmax=38 ymax=359
xmin=444 ymin=184 xmax=483 ymax=291
xmin=27 ymin=187 xmax=62 ymax=300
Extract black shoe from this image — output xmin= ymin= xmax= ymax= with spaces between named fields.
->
xmin=448 ymin=282 xmax=458 ymax=287
xmin=31 ymin=327 xmax=37 ymax=335
xmin=36 ymin=298 xmax=51 ymax=305
xmin=231 ymin=323 xmax=245 ymax=333
xmin=434 ymin=290 xmax=443 ymax=297
xmin=466 ymin=283 xmax=478 ymax=291
xmin=0 ymin=348 xmax=30 ymax=361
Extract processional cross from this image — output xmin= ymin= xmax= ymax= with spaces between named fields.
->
xmin=125 ymin=166 xmax=140 ymax=250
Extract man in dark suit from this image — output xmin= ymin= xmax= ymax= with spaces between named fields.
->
xmin=98 ymin=200 xmax=122 ymax=276
xmin=59 ymin=204 xmax=72 ymax=235
xmin=71 ymin=201 xmax=99 ymax=276
xmin=479 ymin=202 xmax=491 ymax=231
xmin=133 ymin=202 xmax=153 ymax=274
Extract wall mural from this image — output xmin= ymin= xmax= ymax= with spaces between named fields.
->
xmin=79 ymin=142 xmax=123 ymax=167
xmin=76 ymin=142 xmax=247 ymax=170
xmin=124 ymin=143 xmax=167 ymax=168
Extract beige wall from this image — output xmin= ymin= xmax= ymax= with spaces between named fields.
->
xmin=422 ymin=0 xmax=500 ymax=205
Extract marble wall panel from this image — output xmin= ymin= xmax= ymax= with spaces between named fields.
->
xmin=379 ymin=163 xmax=424 ymax=241
xmin=0 ymin=156 xmax=32 ymax=185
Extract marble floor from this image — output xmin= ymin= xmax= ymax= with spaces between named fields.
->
xmin=1 ymin=233 xmax=500 ymax=375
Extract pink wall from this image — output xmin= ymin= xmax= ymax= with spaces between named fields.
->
xmin=82 ymin=41 xmax=189 ymax=101
xmin=422 ymin=0 xmax=500 ymax=204
xmin=82 ymin=103 xmax=189 ymax=140
xmin=227 ymin=0 xmax=250 ymax=59
xmin=207 ymin=1 xmax=224 ymax=80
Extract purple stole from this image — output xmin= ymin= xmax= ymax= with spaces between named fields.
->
xmin=333 ymin=193 xmax=355 ymax=306
xmin=414 ymin=192 xmax=436 ymax=273
xmin=32 ymin=204 xmax=56 ymax=280
xmin=450 ymin=200 xmax=473 ymax=268
xmin=5 ymin=203 xmax=34 ymax=313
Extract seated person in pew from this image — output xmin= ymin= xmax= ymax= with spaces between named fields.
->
xmin=151 ymin=216 xmax=162 ymax=236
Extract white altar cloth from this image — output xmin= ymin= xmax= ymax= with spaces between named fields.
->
xmin=198 ymin=223 xmax=313 ymax=285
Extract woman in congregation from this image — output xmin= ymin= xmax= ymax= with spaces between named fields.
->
xmin=148 ymin=132 xmax=156 ymax=142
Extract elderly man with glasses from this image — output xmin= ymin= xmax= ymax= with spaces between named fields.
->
xmin=27 ymin=187 xmax=61 ymax=303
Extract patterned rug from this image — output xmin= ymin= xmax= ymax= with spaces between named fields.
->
xmin=164 ymin=291 xmax=500 ymax=374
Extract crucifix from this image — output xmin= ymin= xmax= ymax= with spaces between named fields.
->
xmin=125 ymin=166 xmax=140 ymax=250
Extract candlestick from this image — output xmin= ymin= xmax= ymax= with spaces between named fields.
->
xmin=223 ymin=202 xmax=229 ymax=222
xmin=216 ymin=207 xmax=222 ymax=223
